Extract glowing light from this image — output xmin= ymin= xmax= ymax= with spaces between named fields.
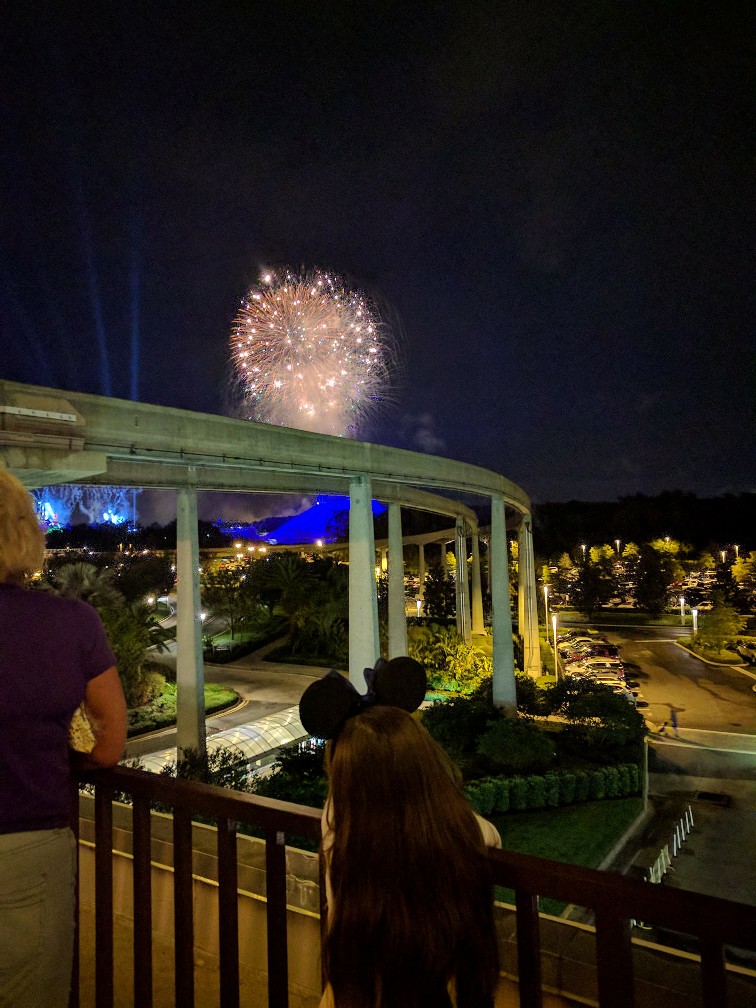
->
xmin=229 ymin=267 xmax=396 ymax=436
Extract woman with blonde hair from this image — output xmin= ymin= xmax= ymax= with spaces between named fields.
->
xmin=0 ymin=469 xmax=127 ymax=1008
xmin=299 ymin=658 xmax=500 ymax=1008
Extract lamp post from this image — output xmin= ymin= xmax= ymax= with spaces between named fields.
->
xmin=543 ymin=583 xmax=549 ymax=628
xmin=692 ymin=608 xmax=698 ymax=637
xmin=734 ymin=544 xmax=739 ymax=559
xmin=679 ymin=596 xmax=686 ymax=626
xmin=581 ymin=543 xmax=587 ymax=559
xmin=615 ymin=539 xmax=621 ymax=556
xmin=552 ymin=613 xmax=558 ymax=680
xmin=720 ymin=549 xmax=726 ymax=564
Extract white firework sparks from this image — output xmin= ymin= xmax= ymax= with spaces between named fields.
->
xmin=230 ymin=268 xmax=395 ymax=436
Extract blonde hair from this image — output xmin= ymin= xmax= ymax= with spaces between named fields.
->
xmin=0 ymin=469 xmax=46 ymax=583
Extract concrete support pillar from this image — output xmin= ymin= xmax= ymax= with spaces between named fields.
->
xmin=490 ymin=494 xmax=516 ymax=712
xmin=349 ymin=475 xmax=379 ymax=693
xmin=470 ymin=530 xmax=485 ymax=635
xmin=455 ymin=519 xmax=470 ymax=642
xmin=518 ymin=513 xmax=542 ymax=678
xmin=417 ymin=542 xmax=426 ymax=599
xmin=175 ymin=484 xmax=206 ymax=755
xmin=387 ymin=502 xmax=408 ymax=658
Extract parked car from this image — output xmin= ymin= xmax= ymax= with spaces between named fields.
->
xmin=558 ymin=635 xmax=606 ymax=655
xmin=562 ymin=642 xmax=620 ymax=661
xmin=570 ymin=658 xmax=626 ymax=679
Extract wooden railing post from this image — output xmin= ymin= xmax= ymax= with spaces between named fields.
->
xmin=94 ymin=780 xmax=115 ymax=1008
xmin=265 ymin=828 xmax=290 ymax=1008
xmin=132 ymin=798 xmax=153 ymax=1008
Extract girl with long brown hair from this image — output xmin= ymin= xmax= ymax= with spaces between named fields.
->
xmin=299 ymin=659 xmax=500 ymax=1008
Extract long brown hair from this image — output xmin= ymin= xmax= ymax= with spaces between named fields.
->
xmin=323 ymin=706 xmax=499 ymax=1008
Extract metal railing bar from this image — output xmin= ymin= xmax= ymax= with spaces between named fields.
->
xmin=514 ymin=889 xmax=543 ymax=1008
xmin=594 ymin=912 xmax=634 ymax=1008
xmin=699 ymin=938 xmax=728 ymax=1008
xmin=217 ymin=817 xmax=240 ymax=1008
xmin=94 ymin=782 xmax=115 ymax=1008
xmin=488 ymin=847 xmax=756 ymax=945
xmin=132 ymin=797 xmax=153 ymax=1008
xmin=173 ymin=807 xmax=195 ymax=1007
xmin=69 ymin=779 xmax=81 ymax=1008
xmin=265 ymin=828 xmax=290 ymax=1008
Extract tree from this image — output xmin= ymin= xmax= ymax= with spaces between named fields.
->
xmin=99 ymin=603 xmax=165 ymax=707
xmin=116 ymin=554 xmax=174 ymax=603
xmin=422 ymin=565 xmax=455 ymax=619
xmin=45 ymin=561 xmax=124 ymax=610
xmin=635 ymin=545 xmax=676 ymax=617
xmin=697 ymin=594 xmax=744 ymax=654
xmin=571 ymin=559 xmax=611 ymax=617
xmin=200 ymin=566 xmax=256 ymax=640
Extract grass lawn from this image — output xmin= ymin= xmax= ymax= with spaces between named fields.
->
xmin=127 ymin=681 xmax=239 ymax=737
xmin=491 ymin=796 xmax=644 ymax=915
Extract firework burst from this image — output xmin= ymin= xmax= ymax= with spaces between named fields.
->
xmin=230 ymin=268 xmax=396 ymax=437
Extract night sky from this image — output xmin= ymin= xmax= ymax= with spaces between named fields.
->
xmin=2 ymin=2 xmax=753 ymax=512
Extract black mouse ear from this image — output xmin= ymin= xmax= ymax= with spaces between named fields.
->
xmin=299 ymin=670 xmax=362 ymax=739
xmin=372 ymin=656 xmax=427 ymax=713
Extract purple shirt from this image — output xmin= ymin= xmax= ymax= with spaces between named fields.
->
xmin=0 ymin=583 xmax=116 ymax=832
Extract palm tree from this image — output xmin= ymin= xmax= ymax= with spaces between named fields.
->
xmin=46 ymin=562 xmax=124 ymax=609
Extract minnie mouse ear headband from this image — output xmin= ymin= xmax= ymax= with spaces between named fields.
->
xmin=298 ymin=656 xmax=427 ymax=740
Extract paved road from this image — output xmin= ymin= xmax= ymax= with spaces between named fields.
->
xmin=565 ymin=623 xmax=756 ymax=734
xmin=126 ymin=645 xmax=323 ymax=758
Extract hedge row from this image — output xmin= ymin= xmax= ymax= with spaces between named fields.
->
xmin=464 ymin=763 xmax=642 ymax=816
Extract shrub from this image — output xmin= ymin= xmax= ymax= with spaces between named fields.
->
xmin=251 ymin=741 xmax=328 ymax=809
xmin=627 ymin=763 xmax=640 ymax=792
xmin=526 ymin=775 xmax=546 ymax=810
xmin=589 ymin=768 xmax=607 ymax=800
xmin=603 ymin=766 xmax=621 ymax=799
xmin=617 ymin=764 xmax=631 ymax=795
xmin=558 ymin=771 xmax=577 ymax=805
xmin=514 ymin=673 xmax=542 ymax=715
xmin=509 ymin=776 xmax=528 ymax=811
xmin=492 ymin=777 xmax=510 ymax=813
xmin=467 ymin=778 xmax=497 ymax=818
xmin=421 ymin=691 xmax=495 ymax=763
xmin=476 ymin=716 xmax=555 ymax=775
xmin=543 ymin=772 xmax=561 ymax=807
xmin=574 ymin=770 xmax=590 ymax=803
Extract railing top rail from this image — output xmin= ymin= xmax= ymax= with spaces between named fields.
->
xmin=77 ymin=766 xmax=756 ymax=953
xmin=79 ymin=765 xmax=322 ymax=840
xmin=489 ymin=847 xmax=756 ymax=948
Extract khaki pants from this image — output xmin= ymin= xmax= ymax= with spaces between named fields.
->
xmin=0 ymin=828 xmax=76 ymax=1008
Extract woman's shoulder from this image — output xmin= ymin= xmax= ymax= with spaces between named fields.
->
xmin=475 ymin=813 xmax=502 ymax=849
xmin=6 ymin=586 xmax=105 ymax=627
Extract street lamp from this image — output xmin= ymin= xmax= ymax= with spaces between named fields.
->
xmin=552 ymin=613 xmax=559 ymax=679
xmin=692 ymin=608 xmax=698 ymax=636
xmin=615 ymin=539 xmax=621 ymax=556
xmin=543 ymin=583 xmax=549 ymax=626
xmin=734 ymin=544 xmax=739 ymax=559
xmin=679 ymin=596 xmax=686 ymax=626
xmin=720 ymin=550 xmax=726 ymax=564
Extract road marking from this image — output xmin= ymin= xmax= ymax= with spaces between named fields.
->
xmin=630 ymin=639 xmax=678 ymax=644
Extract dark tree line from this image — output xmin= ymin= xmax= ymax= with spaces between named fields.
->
xmin=532 ymin=492 xmax=754 ymax=558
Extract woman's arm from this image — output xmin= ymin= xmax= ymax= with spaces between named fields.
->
xmin=81 ymin=666 xmax=128 ymax=768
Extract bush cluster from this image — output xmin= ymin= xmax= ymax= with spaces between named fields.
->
xmin=464 ymin=763 xmax=641 ymax=816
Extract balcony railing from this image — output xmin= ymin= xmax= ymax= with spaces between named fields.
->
xmin=71 ymin=766 xmax=756 ymax=1008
